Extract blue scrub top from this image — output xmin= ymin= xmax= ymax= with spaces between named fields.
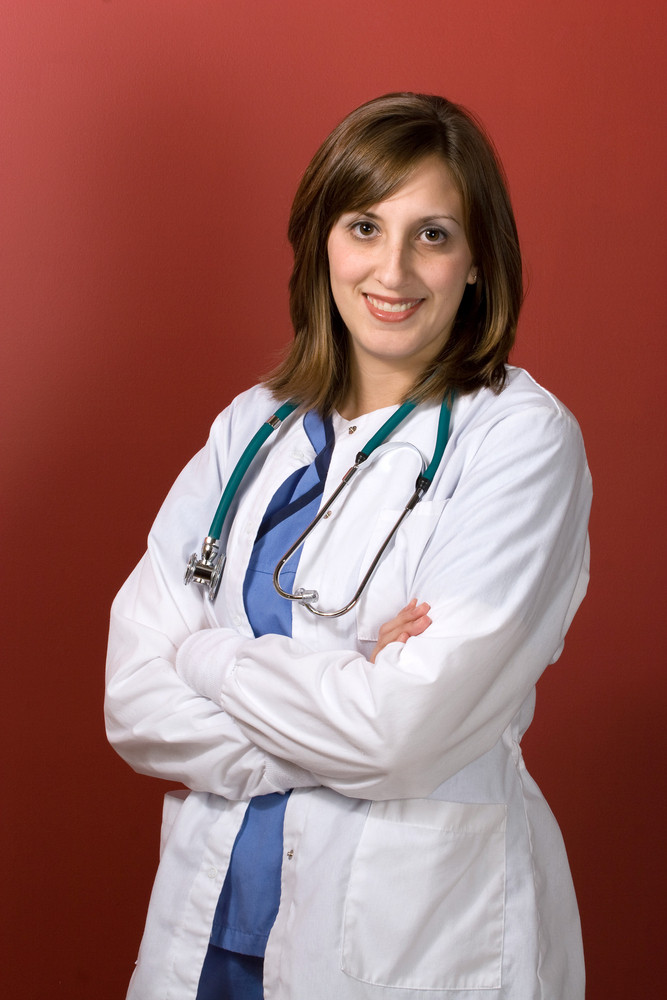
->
xmin=209 ymin=410 xmax=334 ymax=957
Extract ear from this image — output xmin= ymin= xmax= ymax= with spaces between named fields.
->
xmin=466 ymin=267 xmax=478 ymax=285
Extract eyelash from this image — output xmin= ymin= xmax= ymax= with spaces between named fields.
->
xmin=348 ymin=221 xmax=449 ymax=245
xmin=420 ymin=227 xmax=448 ymax=244
xmin=350 ymin=221 xmax=377 ymax=238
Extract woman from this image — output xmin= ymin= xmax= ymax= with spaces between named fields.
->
xmin=106 ymin=93 xmax=592 ymax=1000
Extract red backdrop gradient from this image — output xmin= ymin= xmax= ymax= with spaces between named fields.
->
xmin=1 ymin=2 xmax=665 ymax=996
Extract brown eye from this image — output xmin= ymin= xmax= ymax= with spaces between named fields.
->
xmin=422 ymin=228 xmax=446 ymax=243
xmin=351 ymin=221 xmax=377 ymax=238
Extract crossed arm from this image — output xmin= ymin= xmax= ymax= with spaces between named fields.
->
xmin=106 ymin=401 xmax=590 ymax=803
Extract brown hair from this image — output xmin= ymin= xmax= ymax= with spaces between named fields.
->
xmin=264 ymin=92 xmax=523 ymax=414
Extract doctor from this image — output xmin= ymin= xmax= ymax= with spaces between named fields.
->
xmin=106 ymin=93 xmax=592 ymax=1000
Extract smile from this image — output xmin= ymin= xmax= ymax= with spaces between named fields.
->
xmin=363 ymin=294 xmax=424 ymax=321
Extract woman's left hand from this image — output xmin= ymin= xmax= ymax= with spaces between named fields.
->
xmin=370 ymin=599 xmax=432 ymax=663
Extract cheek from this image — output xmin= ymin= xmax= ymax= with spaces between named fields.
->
xmin=329 ymin=255 xmax=363 ymax=293
xmin=328 ymin=233 xmax=368 ymax=292
xmin=428 ymin=260 xmax=473 ymax=300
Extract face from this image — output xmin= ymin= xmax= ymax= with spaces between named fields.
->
xmin=327 ymin=157 xmax=476 ymax=389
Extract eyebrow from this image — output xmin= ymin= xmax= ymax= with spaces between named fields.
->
xmin=359 ymin=210 xmax=463 ymax=229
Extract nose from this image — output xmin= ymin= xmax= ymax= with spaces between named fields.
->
xmin=374 ymin=238 xmax=412 ymax=290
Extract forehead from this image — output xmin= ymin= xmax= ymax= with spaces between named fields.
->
xmin=349 ymin=156 xmax=464 ymax=220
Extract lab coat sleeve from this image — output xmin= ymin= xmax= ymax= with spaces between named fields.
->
xmin=179 ymin=402 xmax=592 ymax=800
xmin=104 ymin=405 xmax=318 ymax=801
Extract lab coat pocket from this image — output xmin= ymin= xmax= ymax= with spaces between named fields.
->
xmin=355 ymin=500 xmax=447 ymax=643
xmin=341 ymin=799 xmax=506 ymax=991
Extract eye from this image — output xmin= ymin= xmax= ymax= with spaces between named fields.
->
xmin=420 ymin=227 xmax=448 ymax=245
xmin=350 ymin=220 xmax=378 ymax=239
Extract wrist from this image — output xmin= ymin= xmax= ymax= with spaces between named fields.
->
xmin=175 ymin=628 xmax=246 ymax=704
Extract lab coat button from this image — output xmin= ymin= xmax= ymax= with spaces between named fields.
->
xmin=207 ymin=867 xmax=218 ymax=879
xmin=286 ymin=849 xmax=294 ymax=860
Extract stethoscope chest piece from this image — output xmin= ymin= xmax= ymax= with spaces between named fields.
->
xmin=184 ymin=536 xmax=225 ymax=602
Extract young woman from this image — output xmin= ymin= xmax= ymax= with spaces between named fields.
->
xmin=106 ymin=92 xmax=591 ymax=1000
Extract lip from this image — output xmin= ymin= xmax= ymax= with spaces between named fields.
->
xmin=363 ymin=293 xmax=424 ymax=322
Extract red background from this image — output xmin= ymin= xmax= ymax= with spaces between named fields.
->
xmin=1 ymin=1 xmax=665 ymax=996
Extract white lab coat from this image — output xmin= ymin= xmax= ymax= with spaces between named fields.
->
xmin=105 ymin=367 xmax=592 ymax=1000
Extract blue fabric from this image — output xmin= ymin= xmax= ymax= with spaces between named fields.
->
xmin=240 ymin=411 xmax=334 ymax=637
xmin=196 ymin=946 xmax=264 ymax=1000
xmin=209 ymin=793 xmax=289 ymax=956
xmin=204 ymin=411 xmax=334 ymax=970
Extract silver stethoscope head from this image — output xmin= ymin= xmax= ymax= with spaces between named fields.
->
xmin=184 ymin=536 xmax=226 ymax=601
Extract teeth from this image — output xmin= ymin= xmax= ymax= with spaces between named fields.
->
xmin=366 ymin=295 xmax=420 ymax=313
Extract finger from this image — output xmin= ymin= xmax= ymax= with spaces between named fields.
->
xmin=395 ymin=599 xmax=418 ymax=621
xmin=401 ymin=613 xmax=432 ymax=637
xmin=396 ymin=600 xmax=430 ymax=624
xmin=414 ymin=601 xmax=431 ymax=618
xmin=404 ymin=603 xmax=431 ymax=626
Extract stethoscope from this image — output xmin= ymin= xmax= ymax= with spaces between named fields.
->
xmin=185 ymin=395 xmax=452 ymax=617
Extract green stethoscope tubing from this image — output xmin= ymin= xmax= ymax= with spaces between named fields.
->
xmin=209 ymin=399 xmax=299 ymax=540
xmin=186 ymin=394 xmax=453 ymax=610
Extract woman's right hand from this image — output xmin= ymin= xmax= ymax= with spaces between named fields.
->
xmin=370 ymin=599 xmax=432 ymax=663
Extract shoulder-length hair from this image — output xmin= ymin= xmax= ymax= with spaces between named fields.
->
xmin=264 ymin=92 xmax=523 ymax=414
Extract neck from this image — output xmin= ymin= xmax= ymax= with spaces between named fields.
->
xmin=339 ymin=361 xmax=416 ymax=420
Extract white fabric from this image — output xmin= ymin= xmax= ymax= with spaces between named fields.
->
xmin=105 ymin=367 xmax=592 ymax=1000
